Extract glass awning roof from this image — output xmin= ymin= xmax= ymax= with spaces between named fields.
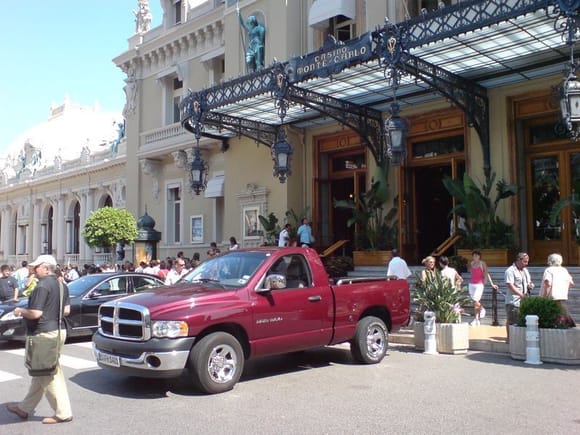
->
xmin=184 ymin=0 xmax=576 ymax=137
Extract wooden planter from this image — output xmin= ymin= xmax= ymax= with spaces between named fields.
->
xmin=414 ymin=321 xmax=469 ymax=354
xmin=509 ymin=325 xmax=580 ymax=365
xmin=352 ymin=251 xmax=392 ymax=267
xmin=457 ymin=248 xmax=513 ymax=267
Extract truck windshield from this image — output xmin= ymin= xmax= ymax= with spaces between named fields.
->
xmin=181 ymin=252 xmax=267 ymax=288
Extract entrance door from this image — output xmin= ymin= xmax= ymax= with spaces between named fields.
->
xmin=411 ymin=165 xmax=453 ymax=262
xmin=528 ymin=151 xmax=580 ymax=264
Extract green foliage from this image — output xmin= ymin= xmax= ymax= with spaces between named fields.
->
xmin=321 ymin=256 xmax=353 ymax=278
xmin=258 ymin=212 xmax=280 ymax=246
xmin=82 ymin=207 xmax=138 ymax=249
xmin=442 ymin=172 xmax=519 ymax=248
xmin=549 ymin=195 xmax=580 ymax=245
xmin=413 ymin=272 xmax=470 ymax=323
xmin=333 ymin=161 xmax=398 ymax=250
xmin=517 ymin=296 xmax=567 ymax=329
xmin=449 ymin=255 xmax=468 ymax=274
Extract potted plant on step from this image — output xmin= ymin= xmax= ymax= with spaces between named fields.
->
xmin=333 ymin=161 xmax=398 ymax=266
xmin=442 ymin=172 xmax=519 ymax=266
xmin=509 ymin=296 xmax=580 ymax=364
xmin=413 ymin=271 xmax=471 ymax=354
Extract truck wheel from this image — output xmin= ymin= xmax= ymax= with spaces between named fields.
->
xmin=189 ymin=332 xmax=244 ymax=394
xmin=350 ymin=316 xmax=388 ymax=364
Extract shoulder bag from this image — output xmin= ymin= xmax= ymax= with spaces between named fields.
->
xmin=24 ymin=282 xmax=64 ymax=376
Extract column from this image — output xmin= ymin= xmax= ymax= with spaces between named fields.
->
xmin=56 ymin=196 xmax=66 ymax=262
xmin=31 ymin=200 xmax=41 ymax=259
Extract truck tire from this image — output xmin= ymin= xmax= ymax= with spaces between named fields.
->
xmin=350 ymin=316 xmax=388 ymax=364
xmin=189 ymin=332 xmax=244 ymax=394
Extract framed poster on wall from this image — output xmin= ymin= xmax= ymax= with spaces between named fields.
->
xmin=243 ymin=206 xmax=261 ymax=239
xmin=190 ymin=215 xmax=203 ymax=243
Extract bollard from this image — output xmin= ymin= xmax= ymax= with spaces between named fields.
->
xmin=423 ymin=311 xmax=438 ymax=355
xmin=524 ymin=314 xmax=542 ymax=365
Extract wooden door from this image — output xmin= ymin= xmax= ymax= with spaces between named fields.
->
xmin=527 ymin=151 xmax=580 ymax=264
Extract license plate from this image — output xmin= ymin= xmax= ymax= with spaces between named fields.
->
xmin=97 ymin=351 xmax=120 ymax=367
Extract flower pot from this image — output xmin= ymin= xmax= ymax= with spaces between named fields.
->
xmin=457 ymin=248 xmax=513 ymax=267
xmin=414 ymin=322 xmax=425 ymax=350
xmin=509 ymin=325 xmax=580 ymax=365
xmin=353 ymin=250 xmax=392 ymax=267
xmin=413 ymin=321 xmax=469 ymax=354
xmin=437 ymin=323 xmax=469 ymax=354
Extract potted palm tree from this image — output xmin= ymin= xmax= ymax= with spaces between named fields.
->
xmin=333 ymin=161 xmax=398 ymax=266
xmin=413 ymin=271 xmax=471 ymax=354
xmin=442 ymin=172 xmax=519 ymax=266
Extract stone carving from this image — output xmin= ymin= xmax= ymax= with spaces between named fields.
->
xmin=123 ymin=67 xmax=137 ymax=118
xmin=133 ymin=0 xmax=152 ymax=34
xmin=172 ymin=150 xmax=188 ymax=169
xmin=140 ymin=158 xmax=161 ymax=200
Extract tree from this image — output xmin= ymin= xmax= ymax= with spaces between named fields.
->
xmin=82 ymin=207 xmax=138 ymax=250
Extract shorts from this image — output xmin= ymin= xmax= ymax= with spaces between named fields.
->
xmin=468 ymin=283 xmax=484 ymax=302
xmin=505 ymin=304 xmax=519 ymax=325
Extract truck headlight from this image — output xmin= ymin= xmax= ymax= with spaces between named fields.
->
xmin=151 ymin=320 xmax=188 ymax=338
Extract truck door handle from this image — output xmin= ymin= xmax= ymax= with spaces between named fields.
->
xmin=308 ymin=295 xmax=322 ymax=302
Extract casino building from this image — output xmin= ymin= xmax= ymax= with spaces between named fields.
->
xmin=2 ymin=0 xmax=578 ymax=267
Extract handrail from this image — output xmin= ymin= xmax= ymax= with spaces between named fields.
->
xmin=319 ymin=239 xmax=349 ymax=257
xmin=431 ymin=234 xmax=462 ymax=257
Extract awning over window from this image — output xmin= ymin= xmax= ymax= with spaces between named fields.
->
xmin=204 ymin=175 xmax=224 ymax=198
xmin=309 ymin=0 xmax=356 ymax=28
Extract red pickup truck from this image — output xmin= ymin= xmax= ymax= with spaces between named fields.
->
xmin=93 ymin=247 xmax=410 ymax=394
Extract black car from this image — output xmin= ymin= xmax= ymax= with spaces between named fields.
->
xmin=0 ymin=272 xmax=166 ymax=342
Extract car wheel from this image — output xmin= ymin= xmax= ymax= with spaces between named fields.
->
xmin=189 ymin=332 xmax=244 ymax=394
xmin=350 ymin=316 xmax=388 ymax=364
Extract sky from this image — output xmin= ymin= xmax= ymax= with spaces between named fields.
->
xmin=0 ymin=1 xmax=163 ymax=154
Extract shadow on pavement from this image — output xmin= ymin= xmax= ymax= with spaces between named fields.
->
xmin=466 ymin=351 xmax=580 ymax=370
xmin=70 ymin=345 xmax=361 ymax=398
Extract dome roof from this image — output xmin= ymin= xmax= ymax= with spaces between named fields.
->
xmin=137 ymin=211 xmax=156 ymax=230
xmin=1 ymin=98 xmax=123 ymax=174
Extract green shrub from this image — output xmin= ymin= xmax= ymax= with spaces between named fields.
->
xmin=449 ymin=255 xmax=468 ymax=274
xmin=322 ymin=256 xmax=353 ymax=278
xmin=517 ymin=297 xmax=564 ymax=329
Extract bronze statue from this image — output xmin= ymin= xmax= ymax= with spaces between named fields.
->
xmin=237 ymin=6 xmax=265 ymax=72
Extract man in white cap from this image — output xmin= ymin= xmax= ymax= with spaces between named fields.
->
xmin=7 ymin=255 xmax=73 ymax=424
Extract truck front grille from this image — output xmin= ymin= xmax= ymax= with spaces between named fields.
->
xmin=98 ymin=301 xmax=151 ymax=341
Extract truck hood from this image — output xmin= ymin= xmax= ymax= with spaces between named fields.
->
xmin=115 ymin=283 xmax=238 ymax=317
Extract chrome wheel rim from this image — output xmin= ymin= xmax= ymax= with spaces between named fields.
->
xmin=207 ymin=344 xmax=238 ymax=384
xmin=366 ymin=323 xmax=386 ymax=357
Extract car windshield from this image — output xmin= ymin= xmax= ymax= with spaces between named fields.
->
xmin=67 ymin=274 xmax=112 ymax=297
xmin=181 ymin=252 xmax=267 ymax=288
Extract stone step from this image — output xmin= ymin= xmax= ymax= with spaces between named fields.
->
xmin=391 ymin=323 xmax=509 ymax=353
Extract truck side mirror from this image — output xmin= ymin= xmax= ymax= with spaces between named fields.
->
xmin=258 ymin=274 xmax=286 ymax=292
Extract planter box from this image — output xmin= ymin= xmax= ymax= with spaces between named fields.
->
xmin=509 ymin=325 xmax=580 ymax=365
xmin=414 ymin=321 xmax=469 ymax=354
xmin=353 ymin=251 xmax=392 ymax=267
xmin=457 ymin=248 xmax=513 ymax=267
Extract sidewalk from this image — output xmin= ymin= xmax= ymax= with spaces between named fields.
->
xmin=391 ymin=322 xmax=509 ymax=353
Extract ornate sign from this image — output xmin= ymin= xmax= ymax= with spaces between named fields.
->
xmin=287 ymin=33 xmax=373 ymax=82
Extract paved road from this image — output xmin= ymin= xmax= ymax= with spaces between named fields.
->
xmin=1 ymin=339 xmax=579 ymax=434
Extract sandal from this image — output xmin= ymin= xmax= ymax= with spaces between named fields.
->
xmin=7 ymin=404 xmax=28 ymax=420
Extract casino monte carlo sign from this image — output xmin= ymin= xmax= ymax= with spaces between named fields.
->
xmin=287 ymin=33 xmax=373 ymax=82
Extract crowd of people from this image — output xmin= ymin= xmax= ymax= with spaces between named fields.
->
xmin=387 ymin=249 xmax=575 ymax=332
